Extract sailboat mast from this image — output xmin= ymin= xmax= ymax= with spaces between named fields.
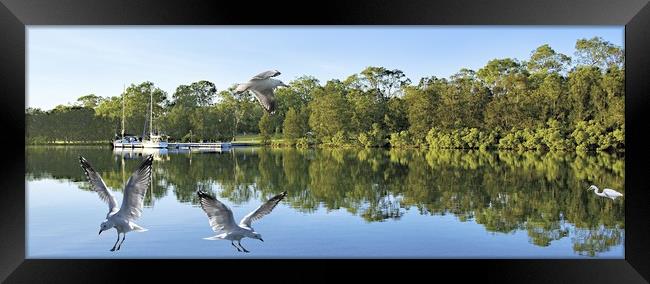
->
xmin=121 ymin=85 xmax=125 ymax=138
xmin=150 ymin=91 xmax=153 ymax=137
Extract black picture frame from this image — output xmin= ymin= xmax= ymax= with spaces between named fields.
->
xmin=1 ymin=0 xmax=649 ymax=282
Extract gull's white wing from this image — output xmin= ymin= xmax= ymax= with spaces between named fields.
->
xmin=240 ymin=191 xmax=287 ymax=228
xmin=116 ymin=155 xmax=153 ymax=221
xmin=251 ymin=70 xmax=281 ymax=80
xmin=250 ymin=87 xmax=277 ymax=114
xmin=79 ymin=156 xmax=119 ymax=217
xmin=197 ymin=190 xmax=237 ymax=233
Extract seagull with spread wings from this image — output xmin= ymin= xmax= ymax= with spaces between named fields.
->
xmin=79 ymin=155 xmax=153 ymax=251
xmin=234 ymin=69 xmax=288 ymax=114
xmin=196 ymin=190 xmax=287 ymax=253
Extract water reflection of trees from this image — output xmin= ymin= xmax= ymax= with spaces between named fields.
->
xmin=26 ymin=146 xmax=624 ymax=256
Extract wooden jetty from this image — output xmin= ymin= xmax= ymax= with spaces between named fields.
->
xmin=167 ymin=142 xmax=232 ymax=149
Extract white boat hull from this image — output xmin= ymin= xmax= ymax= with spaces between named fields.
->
xmin=142 ymin=140 xmax=168 ymax=148
xmin=113 ymin=141 xmax=143 ymax=148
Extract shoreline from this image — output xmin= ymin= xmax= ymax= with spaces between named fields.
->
xmin=24 ymin=142 xmax=625 ymax=156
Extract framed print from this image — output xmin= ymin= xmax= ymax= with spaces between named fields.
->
xmin=1 ymin=0 xmax=649 ymax=282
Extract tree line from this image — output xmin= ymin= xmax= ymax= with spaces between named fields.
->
xmin=26 ymin=37 xmax=624 ymax=152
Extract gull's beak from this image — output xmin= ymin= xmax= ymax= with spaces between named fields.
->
xmin=99 ymin=229 xmax=102 ymax=235
xmin=260 ymin=238 xmax=264 ymax=242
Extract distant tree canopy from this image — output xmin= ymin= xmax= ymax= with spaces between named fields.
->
xmin=26 ymin=106 xmax=113 ymax=143
xmin=27 ymin=38 xmax=624 ymax=152
xmin=93 ymin=81 xmax=168 ymax=138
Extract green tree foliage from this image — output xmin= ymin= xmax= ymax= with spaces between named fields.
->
xmin=329 ymin=130 xmax=352 ymax=147
xmin=172 ymin=80 xmax=216 ymax=108
xmin=26 ymin=106 xmax=113 ymax=143
xmin=601 ymin=66 xmax=625 ymax=128
xmin=403 ymin=78 xmax=442 ymax=143
xmin=441 ymin=69 xmax=491 ymax=129
xmin=356 ymin=66 xmax=411 ymax=99
xmin=389 ymin=131 xmax=412 ymax=148
xmin=217 ymin=88 xmax=263 ymax=140
xmin=75 ymin=94 xmax=104 ymax=109
xmin=258 ymin=112 xmax=274 ymax=144
xmin=95 ymin=81 xmax=168 ymax=137
xmin=308 ymin=80 xmax=352 ymax=142
xmin=534 ymin=73 xmax=569 ymax=122
xmin=575 ymin=37 xmax=624 ymax=70
xmin=427 ymin=127 xmax=499 ymax=150
xmin=358 ymin=123 xmax=388 ymax=148
xmin=568 ymin=67 xmax=604 ymax=123
xmin=347 ymin=86 xmax=381 ymax=134
xmin=274 ymin=76 xmax=320 ymax=133
xmin=528 ymin=44 xmax=571 ymax=75
xmin=163 ymin=105 xmax=191 ymax=141
xmin=477 ymin=58 xmax=528 ymax=97
xmin=384 ymin=97 xmax=409 ymax=133
xmin=283 ymin=107 xmax=305 ymax=145
xmin=163 ymin=81 xmax=217 ymax=141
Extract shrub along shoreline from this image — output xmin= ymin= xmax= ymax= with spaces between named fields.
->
xmin=267 ymin=119 xmax=625 ymax=154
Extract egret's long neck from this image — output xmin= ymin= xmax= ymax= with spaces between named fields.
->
xmin=592 ymin=186 xmax=605 ymax=196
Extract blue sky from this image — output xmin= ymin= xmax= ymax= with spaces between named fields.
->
xmin=27 ymin=26 xmax=623 ymax=110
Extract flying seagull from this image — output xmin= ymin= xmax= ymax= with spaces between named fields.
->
xmin=196 ymin=190 xmax=287 ymax=253
xmin=587 ymin=185 xmax=623 ymax=200
xmin=79 ymin=155 xmax=153 ymax=251
xmin=234 ymin=69 xmax=288 ymax=114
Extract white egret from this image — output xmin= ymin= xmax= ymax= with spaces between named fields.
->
xmin=587 ymin=185 xmax=623 ymax=200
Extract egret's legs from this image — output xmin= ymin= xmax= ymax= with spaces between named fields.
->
xmin=110 ymin=232 xmax=120 ymax=251
xmin=231 ymin=241 xmax=241 ymax=252
xmin=116 ymin=233 xmax=126 ymax=251
xmin=238 ymin=240 xmax=249 ymax=253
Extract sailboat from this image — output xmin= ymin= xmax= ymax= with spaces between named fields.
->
xmin=142 ymin=90 xmax=168 ymax=148
xmin=113 ymin=86 xmax=142 ymax=148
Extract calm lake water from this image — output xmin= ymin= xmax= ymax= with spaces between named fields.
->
xmin=26 ymin=146 xmax=624 ymax=258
